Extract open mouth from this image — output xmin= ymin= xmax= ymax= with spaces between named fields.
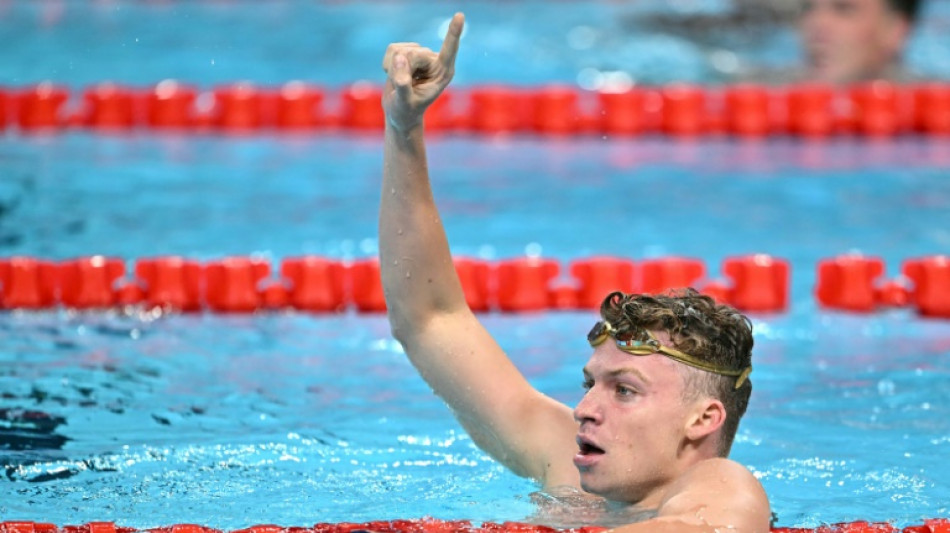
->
xmin=578 ymin=440 xmax=605 ymax=456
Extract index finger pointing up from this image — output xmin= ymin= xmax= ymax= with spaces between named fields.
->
xmin=438 ymin=12 xmax=465 ymax=69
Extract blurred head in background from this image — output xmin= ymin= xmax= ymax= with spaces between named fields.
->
xmin=799 ymin=0 xmax=922 ymax=83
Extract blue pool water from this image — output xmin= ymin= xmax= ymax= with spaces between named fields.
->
xmin=2 ymin=0 xmax=950 ymax=530
xmin=1 ymin=0 xmax=949 ymax=87
xmin=2 ymin=133 xmax=950 ymax=529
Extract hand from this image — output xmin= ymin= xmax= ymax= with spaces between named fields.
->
xmin=382 ymin=12 xmax=464 ymax=132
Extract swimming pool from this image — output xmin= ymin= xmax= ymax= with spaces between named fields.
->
xmin=2 ymin=0 xmax=950 ymax=530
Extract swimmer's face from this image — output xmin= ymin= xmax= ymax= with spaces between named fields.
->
xmin=573 ymin=330 xmax=697 ymax=505
xmin=799 ymin=0 xmax=910 ymax=83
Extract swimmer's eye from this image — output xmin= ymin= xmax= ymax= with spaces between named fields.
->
xmin=581 ymin=380 xmax=593 ymax=392
xmin=615 ymin=384 xmax=637 ymax=398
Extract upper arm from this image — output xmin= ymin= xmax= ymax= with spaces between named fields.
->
xmin=652 ymin=459 xmax=771 ymax=533
xmin=399 ymin=309 xmax=579 ymax=484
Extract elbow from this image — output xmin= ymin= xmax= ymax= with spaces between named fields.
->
xmin=386 ymin=312 xmax=412 ymax=346
xmin=385 ymin=301 xmax=423 ymax=347
xmin=386 ymin=300 xmax=458 ymax=349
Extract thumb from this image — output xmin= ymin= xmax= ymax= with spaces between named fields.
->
xmin=391 ymin=53 xmax=413 ymax=99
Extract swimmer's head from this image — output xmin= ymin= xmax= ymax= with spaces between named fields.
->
xmin=596 ymin=289 xmax=754 ymax=456
xmin=799 ymin=0 xmax=922 ymax=84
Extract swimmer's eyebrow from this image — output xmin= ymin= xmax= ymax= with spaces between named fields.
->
xmin=582 ymin=367 xmax=651 ymax=385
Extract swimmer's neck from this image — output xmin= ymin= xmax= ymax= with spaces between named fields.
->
xmin=546 ymin=485 xmax=659 ymax=514
xmin=533 ymin=487 xmax=659 ymax=529
xmin=605 ymin=498 xmax=653 ymax=512
xmin=602 ymin=496 xmax=661 ymax=522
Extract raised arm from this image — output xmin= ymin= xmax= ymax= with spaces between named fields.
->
xmin=379 ymin=13 xmax=578 ymax=486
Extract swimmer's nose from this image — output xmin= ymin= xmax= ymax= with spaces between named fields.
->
xmin=573 ymin=389 xmax=601 ymax=425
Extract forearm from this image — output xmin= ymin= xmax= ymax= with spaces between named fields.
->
xmin=379 ymin=123 xmax=468 ymax=339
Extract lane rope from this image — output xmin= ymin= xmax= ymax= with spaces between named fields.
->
xmin=1 ymin=517 xmax=948 ymax=533
xmin=0 ymin=254 xmax=945 ymax=316
xmin=2 ymin=81 xmax=949 ymax=137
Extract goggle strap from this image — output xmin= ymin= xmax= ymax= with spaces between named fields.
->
xmin=590 ymin=321 xmax=752 ymax=390
xmin=734 ymin=366 xmax=753 ymax=390
xmin=651 ymin=345 xmax=753 ymax=390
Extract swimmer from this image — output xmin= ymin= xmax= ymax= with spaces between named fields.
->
xmin=627 ymin=0 xmax=924 ymax=85
xmin=799 ymin=0 xmax=923 ymax=84
xmin=379 ymin=13 xmax=770 ymax=533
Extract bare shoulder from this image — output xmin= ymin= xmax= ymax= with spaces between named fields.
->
xmin=657 ymin=458 xmax=771 ymax=533
xmin=680 ymin=457 xmax=764 ymax=488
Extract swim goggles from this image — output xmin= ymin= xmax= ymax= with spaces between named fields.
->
xmin=587 ymin=321 xmax=752 ymax=390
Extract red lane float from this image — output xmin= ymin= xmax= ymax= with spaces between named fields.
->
xmin=0 ymin=88 xmax=9 ymax=129
xmin=725 ymin=85 xmax=772 ymax=137
xmin=661 ymin=84 xmax=706 ymax=137
xmin=85 ymin=523 xmax=123 ymax=533
xmin=147 ymin=80 xmax=198 ymax=129
xmin=204 ymin=257 xmax=270 ymax=313
xmin=349 ymin=258 xmax=386 ymax=312
xmin=787 ymin=83 xmax=835 ymax=137
xmin=495 ymin=257 xmax=559 ymax=312
xmin=640 ymin=257 xmax=705 ymax=296
xmin=532 ymin=86 xmax=580 ymax=135
xmin=341 ymin=83 xmax=384 ymax=131
xmin=914 ymin=84 xmax=950 ymax=135
xmin=83 ymin=83 xmax=136 ymax=130
xmin=850 ymin=81 xmax=907 ymax=137
xmin=280 ymin=257 xmax=346 ymax=312
xmin=924 ymin=518 xmax=950 ymax=533
xmin=1 ymin=523 xmax=58 ymax=533
xmin=0 ymin=257 xmax=59 ymax=309
xmin=260 ymin=281 xmax=291 ymax=309
xmin=276 ymin=82 xmax=324 ymax=130
xmin=423 ymin=90 xmax=455 ymax=132
xmin=115 ymin=281 xmax=146 ymax=306
xmin=454 ymin=258 xmax=492 ymax=312
xmin=816 ymin=255 xmax=885 ymax=312
xmin=700 ymin=280 xmax=732 ymax=304
xmin=470 ymin=86 xmax=527 ymax=134
xmin=3 ymin=519 xmax=950 ymax=533
xmin=213 ymin=83 xmax=268 ymax=132
xmin=59 ymin=256 xmax=126 ymax=309
xmin=135 ymin=257 xmax=204 ymax=311
xmin=598 ymin=89 xmax=648 ymax=136
xmin=722 ymin=255 xmax=790 ymax=313
xmin=17 ymin=83 xmax=69 ymax=131
xmin=153 ymin=525 xmax=216 ymax=533
xmin=874 ymin=279 xmax=912 ymax=308
xmin=569 ymin=257 xmax=636 ymax=309
xmin=547 ymin=282 xmax=580 ymax=310
xmin=903 ymin=255 xmax=950 ymax=318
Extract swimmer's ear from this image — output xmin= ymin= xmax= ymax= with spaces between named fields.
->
xmin=684 ymin=398 xmax=725 ymax=442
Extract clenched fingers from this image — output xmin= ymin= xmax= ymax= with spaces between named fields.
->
xmin=382 ymin=42 xmax=421 ymax=73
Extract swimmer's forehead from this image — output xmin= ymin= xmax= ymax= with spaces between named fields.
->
xmin=582 ymin=364 xmax=652 ymax=385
